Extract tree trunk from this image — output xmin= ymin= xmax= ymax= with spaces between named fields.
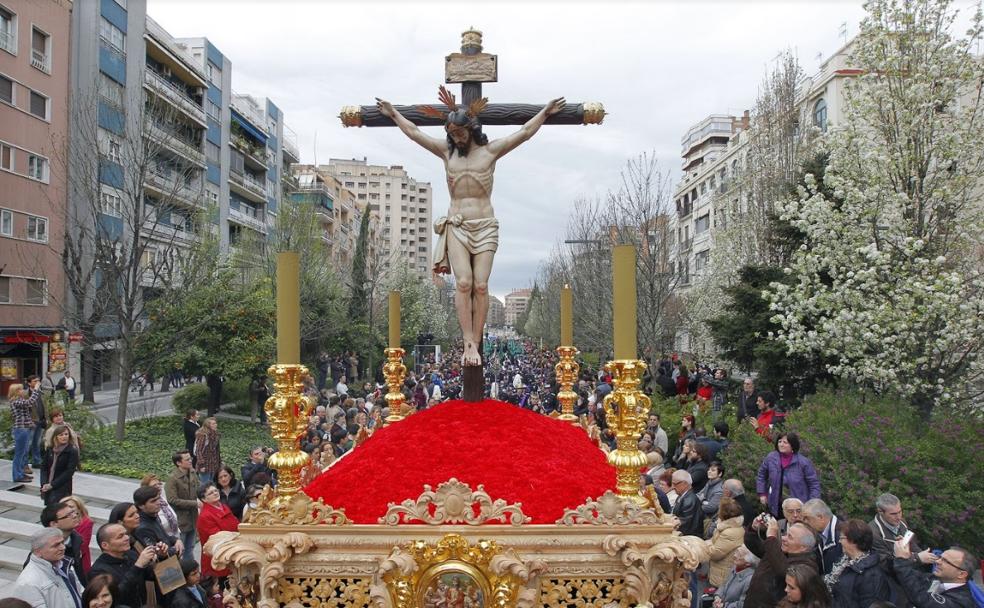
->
xmin=206 ymin=375 xmax=223 ymax=416
xmin=114 ymin=349 xmax=133 ymax=440
xmin=81 ymin=344 xmax=95 ymax=403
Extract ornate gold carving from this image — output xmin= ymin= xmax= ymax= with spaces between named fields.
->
xmin=554 ymin=345 xmax=580 ymax=425
xmin=582 ymin=102 xmax=607 ymax=125
xmin=207 ymin=531 xmax=317 ymax=608
xmin=539 ymin=578 xmax=625 ymax=607
xmin=274 ymin=577 xmax=372 ymax=608
xmin=379 ymin=478 xmax=530 ymax=526
xmin=262 ymin=364 xmax=314 ymax=510
xmin=339 ymin=106 xmax=364 ymax=127
xmin=602 ymin=534 xmax=707 ymax=607
xmin=244 ymin=486 xmax=350 ymax=526
xmin=371 ymin=534 xmax=545 ymax=608
xmin=602 ymin=359 xmax=651 ymax=506
xmin=382 ymin=347 xmax=409 ymax=425
xmin=556 ymin=490 xmax=664 ymax=526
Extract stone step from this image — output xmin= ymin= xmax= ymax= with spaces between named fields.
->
xmin=0 ymin=489 xmax=113 ymax=523
xmin=0 ymin=543 xmax=30 ymax=574
xmin=0 ymin=516 xmax=101 ymax=552
xmin=0 ymin=459 xmax=140 ymax=506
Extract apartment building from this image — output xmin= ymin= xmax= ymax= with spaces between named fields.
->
xmin=0 ymin=0 xmax=71 ymax=393
xmin=319 ymin=158 xmax=433 ymax=276
xmin=504 ymin=288 xmax=532 ymax=327
xmin=487 ymin=295 xmax=505 ymax=327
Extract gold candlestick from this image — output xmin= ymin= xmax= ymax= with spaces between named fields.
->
xmin=383 ymin=347 xmax=408 ymax=425
xmin=554 ymin=345 xmax=580 ymax=425
xmin=263 ymin=363 xmax=314 ymax=509
xmin=602 ymin=358 xmax=650 ymax=506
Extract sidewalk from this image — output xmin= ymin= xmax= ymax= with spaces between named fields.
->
xmin=81 ymin=384 xmax=180 ymax=423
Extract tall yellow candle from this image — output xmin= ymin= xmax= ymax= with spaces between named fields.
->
xmin=612 ymin=245 xmax=637 ymax=360
xmin=388 ymin=290 xmax=401 ymax=348
xmin=276 ymin=251 xmax=301 ymax=364
xmin=560 ymin=284 xmax=573 ymax=346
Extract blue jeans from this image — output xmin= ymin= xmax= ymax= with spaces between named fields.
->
xmin=181 ymin=528 xmax=197 ymax=558
xmin=30 ymin=424 xmax=45 ymax=465
xmin=12 ymin=427 xmax=32 ymax=481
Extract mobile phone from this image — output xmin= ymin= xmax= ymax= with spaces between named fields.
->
xmin=901 ymin=530 xmax=914 ymax=545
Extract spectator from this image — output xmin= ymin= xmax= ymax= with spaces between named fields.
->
xmin=707 ymin=498 xmax=747 ymax=588
xmin=700 ymin=461 xmax=726 ymax=520
xmin=707 ymin=368 xmax=729 ymax=421
xmin=194 ymin=418 xmax=221 ymax=485
xmin=133 ymin=485 xmax=182 ymax=556
xmin=778 ymin=498 xmax=805 ymax=537
xmin=165 ymin=450 xmax=200 ymax=553
xmin=686 ymin=441 xmax=710 ymax=493
xmin=671 ymin=469 xmax=703 ymax=538
xmin=240 ymin=484 xmax=264 ymax=522
xmin=10 ymin=528 xmax=82 ymax=608
xmin=107 ymin=502 xmax=140 ymax=540
xmin=801 ymin=499 xmax=842 ymax=575
xmin=751 ymin=390 xmax=778 ymax=438
xmin=169 ymin=559 xmax=208 ymax=608
xmin=140 ymin=474 xmax=182 ymax=543
xmin=216 ymin=465 xmax=246 ymax=520
xmin=658 ymin=470 xmax=678 ymax=508
xmin=712 ymin=545 xmax=760 ymax=608
xmin=196 ymin=483 xmax=239 ymax=580
xmin=199 ymin=576 xmax=224 ymax=608
xmin=892 ymin=541 xmax=976 ymax=608
xmin=646 ymin=413 xmax=669 ymax=455
xmin=39 ymin=501 xmax=85 ymax=584
xmin=737 ymin=377 xmax=758 ymax=422
xmin=44 ymin=409 xmax=80 ymax=452
xmin=182 ymin=410 xmax=200 ymax=465
xmin=869 ymin=493 xmax=923 ymax=564
xmin=59 ymin=497 xmax=93 ymax=575
xmin=88 ymin=524 xmax=157 ymax=608
xmin=756 ymin=432 xmax=821 ymax=518
xmin=744 ymin=518 xmax=818 ymax=607
xmin=335 ymin=375 xmax=349 ymax=397
xmin=80 ymin=574 xmax=119 ymax=608
xmin=780 ymin=564 xmax=832 ymax=608
xmin=826 ymin=519 xmax=892 ymax=608
xmin=676 ymin=364 xmax=690 ymax=400
xmin=8 ymin=382 xmax=41 ymax=483
xmin=27 ymin=375 xmax=47 ymax=470
xmin=40 ymin=424 xmax=80 ymax=506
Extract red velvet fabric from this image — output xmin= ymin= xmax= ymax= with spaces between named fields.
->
xmin=303 ymin=399 xmax=616 ymax=524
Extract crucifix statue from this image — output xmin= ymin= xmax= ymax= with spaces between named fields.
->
xmin=340 ymin=28 xmax=604 ymax=400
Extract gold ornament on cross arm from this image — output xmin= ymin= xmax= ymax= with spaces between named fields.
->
xmin=602 ymin=358 xmax=650 ymax=506
xmin=262 ymin=363 xmax=314 ymax=510
xmin=554 ymin=346 xmax=580 ymax=425
xmin=383 ymin=347 xmax=409 ymax=425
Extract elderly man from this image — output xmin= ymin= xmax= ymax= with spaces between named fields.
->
xmin=801 ymin=498 xmax=842 ymax=575
xmin=737 ymin=377 xmax=757 ymax=421
xmin=744 ymin=518 xmax=818 ymax=607
xmin=893 ymin=541 xmax=977 ymax=607
xmin=11 ymin=528 xmax=82 ymax=608
xmin=722 ymin=479 xmax=757 ymax=529
xmin=776 ymin=498 xmax=803 ymax=537
xmin=671 ymin=469 xmax=704 ymax=538
xmin=89 ymin=523 xmax=158 ymax=608
xmin=870 ymin=493 xmax=925 ymax=562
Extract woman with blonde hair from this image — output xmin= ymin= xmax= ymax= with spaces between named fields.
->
xmin=194 ymin=417 xmax=221 ymax=485
xmin=40 ymin=423 xmax=79 ymax=506
xmin=8 ymin=381 xmax=42 ymax=483
xmin=705 ymin=497 xmax=746 ymax=587
xmin=61 ymin=495 xmax=93 ymax=574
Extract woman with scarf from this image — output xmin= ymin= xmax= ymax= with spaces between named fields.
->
xmin=826 ymin=519 xmax=892 ymax=608
xmin=40 ymin=423 xmax=80 ymax=505
xmin=194 ymin=417 xmax=222 ymax=485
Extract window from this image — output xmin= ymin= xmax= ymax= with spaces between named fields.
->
xmin=206 ymin=141 xmax=220 ymax=163
xmin=27 ymin=215 xmax=46 ymax=241
xmin=0 ymin=6 xmax=15 ymax=55
xmin=814 ymin=98 xmax=828 ymax=132
xmin=206 ymin=188 xmax=218 ymax=207
xmin=1 ymin=143 xmax=10 ymax=169
xmin=0 ymin=276 xmax=8 ymax=303
xmin=0 ymin=74 xmax=11 ymax=104
xmin=206 ymin=61 xmax=221 ymax=86
xmin=206 ymin=99 xmax=220 ymax=121
xmin=695 ymin=214 xmax=710 ymax=234
xmin=30 ymin=27 xmax=49 ymax=73
xmin=25 ymin=279 xmax=45 ymax=305
xmin=101 ymin=186 xmax=123 ymax=217
xmin=112 ymin=0 xmax=127 ymax=7
xmin=99 ymin=18 xmax=125 ymax=54
xmin=27 ymin=154 xmax=47 ymax=181
xmin=0 ymin=208 xmax=10 ymax=235
xmin=99 ymin=129 xmax=123 ymax=163
xmin=98 ymin=73 xmax=123 ymax=107
xmin=29 ymin=90 xmax=47 ymax=119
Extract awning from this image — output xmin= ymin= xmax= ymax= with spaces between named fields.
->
xmin=231 ymin=109 xmax=268 ymax=145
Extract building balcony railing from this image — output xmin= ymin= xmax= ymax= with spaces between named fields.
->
xmin=145 ymin=122 xmax=206 ymax=167
xmin=229 ymin=170 xmax=267 ymax=202
xmin=321 ymin=231 xmax=333 ymax=245
xmin=0 ymin=31 xmax=15 ymax=55
xmin=31 ymin=49 xmax=50 ymax=73
xmin=679 ymin=238 xmax=693 ymax=252
xmin=229 ymin=205 xmax=268 ymax=234
xmin=144 ymin=68 xmax=206 ymax=126
xmin=231 ymin=136 xmax=270 ymax=170
xmin=283 ymin=124 xmax=300 ymax=162
xmin=145 ymin=171 xmax=205 ymax=207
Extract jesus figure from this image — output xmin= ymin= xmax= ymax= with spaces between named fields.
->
xmin=376 ymin=89 xmax=565 ymax=366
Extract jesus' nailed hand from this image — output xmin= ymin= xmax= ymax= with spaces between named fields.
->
xmin=375 ymin=92 xmax=564 ymax=367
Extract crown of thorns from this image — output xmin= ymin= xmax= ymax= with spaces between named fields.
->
xmin=421 ymin=85 xmax=487 ymax=123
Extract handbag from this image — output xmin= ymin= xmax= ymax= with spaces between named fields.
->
xmin=153 ymin=554 xmax=187 ymax=595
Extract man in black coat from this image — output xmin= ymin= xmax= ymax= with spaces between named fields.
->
xmin=802 ymin=498 xmax=843 ymax=575
xmin=893 ymin=541 xmax=977 ymax=608
xmin=133 ymin=486 xmax=182 ymax=556
xmin=744 ymin=518 xmax=819 ymax=607
xmin=89 ymin=523 xmax=157 ymax=606
xmin=670 ymin=470 xmax=704 ymax=537
xmin=723 ymin=478 xmax=758 ymax=528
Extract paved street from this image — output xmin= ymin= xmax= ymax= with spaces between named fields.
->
xmin=84 ymin=385 xmax=178 ymax=424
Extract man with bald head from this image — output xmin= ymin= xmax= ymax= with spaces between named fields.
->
xmin=743 ymin=516 xmax=818 ymax=607
xmin=89 ymin=523 xmax=158 ymax=608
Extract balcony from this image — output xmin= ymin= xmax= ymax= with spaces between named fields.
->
xmin=145 ymin=122 xmax=206 ymax=167
xmin=231 ymin=136 xmax=269 ymax=171
xmin=229 ymin=205 xmax=267 ymax=234
xmin=283 ymin=124 xmax=300 ymax=163
xmin=229 ymin=170 xmax=267 ymax=203
xmin=321 ymin=230 xmax=333 ymax=245
xmin=144 ymin=68 xmax=206 ymax=126
xmin=679 ymin=237 xmax=693 ymax=252
xmin=0 ymin=30 xmax=15 ymax=55
xmin=144 ymin=171 xmax=205 ymax=207
xmin=31 ymin=49 xmax=50 ymax=73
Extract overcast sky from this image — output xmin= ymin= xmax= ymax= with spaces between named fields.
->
xmin=148 ymin=0 xmax=874 ymax=300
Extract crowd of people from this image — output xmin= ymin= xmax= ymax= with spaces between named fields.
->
xmin=4 ymin=337 xmax=980 ymax=608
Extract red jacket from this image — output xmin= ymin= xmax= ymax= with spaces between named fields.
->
xmin=196 ymin=502 xmax=239 ymax=577
xmin=756 ymin=409 xmax=776 ymax=438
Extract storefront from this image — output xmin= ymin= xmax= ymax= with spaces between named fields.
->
xmin=0 ymin=329 xmax=67 ymax=397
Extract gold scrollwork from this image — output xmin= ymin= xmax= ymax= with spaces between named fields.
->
xmin=275 ymin=577 xmax=372 ymax=608
xmin=582 ymin=102 xmax=607 ymax=125
xmin=602 ymin=534 xmax=707 ymax=607
xmin=554 ymin=346 xmax=580 ymax=425
xmin=339 ymin=106 xmax=364 ymax=127
xmin=379 ymin=478 xmax=530 ymax=526
xmin=244 ymin=487 xmax=350 ymax=526
xmin=556 ymin=490 xmax=664 ymax=526
xmin=539 ymin=578 xmax=625 ymax=607
xmin=602 ymin=359 xmax=651 ymax=506
xmin=207 ymin=531 xmax=317 ymax=608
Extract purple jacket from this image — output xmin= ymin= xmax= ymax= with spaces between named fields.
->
xmin=756 ymin=451 xmax=821 ymax=517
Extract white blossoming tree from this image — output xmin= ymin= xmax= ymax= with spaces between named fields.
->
xmin=770 ymin=0 xmax=984 ymax=417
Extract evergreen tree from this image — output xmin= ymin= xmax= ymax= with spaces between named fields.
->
xmin=348 ymin=209 xmax=371 ymax=323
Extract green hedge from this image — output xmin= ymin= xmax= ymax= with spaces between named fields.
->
xmin=83 ymin=415 xmax=272 ymax=479
xmin=171 ymin=384 xmax=209 ymax=416
xmin=721 ymin=388 xmax=983 ymax=551
xmin=0 ymin=394 xmax=103 ymax=456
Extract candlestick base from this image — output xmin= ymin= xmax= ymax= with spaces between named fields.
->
xmin=554 ymin=345 xmax=580 ymax=425
xmin=382 ymin=347 xmax=409 ymax=426
xmin=262 ymin=363 xmax=314 ymax=510
xmin=602 ymin=358 xmax=650 ymax=506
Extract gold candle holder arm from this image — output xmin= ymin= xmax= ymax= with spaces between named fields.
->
xmin=602 ymin=358 xmax=650 ymax=506
xmin=262 ymin=363 xmax=314 ymax=510
xmin=554 ymin=345 xmax=580 ymax=425
xmin=383 ymin=347 xmax=409 ymax=426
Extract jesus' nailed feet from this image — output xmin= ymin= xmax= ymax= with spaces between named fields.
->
xmin=462 ymin=340 xmax=482 ymax=366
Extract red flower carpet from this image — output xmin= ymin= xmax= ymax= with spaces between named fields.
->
xmin=304 ymin=399 xmax=616 ymax=524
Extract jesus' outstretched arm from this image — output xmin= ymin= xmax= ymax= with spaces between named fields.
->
xmin=486 ymin=97 xmax=566 ymax=159
xmin=375 ymin=98 xmax=446 ymax=158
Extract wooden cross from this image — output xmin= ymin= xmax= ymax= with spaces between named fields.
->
xmin=339 ymin=28 xmax=604 ymax=402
